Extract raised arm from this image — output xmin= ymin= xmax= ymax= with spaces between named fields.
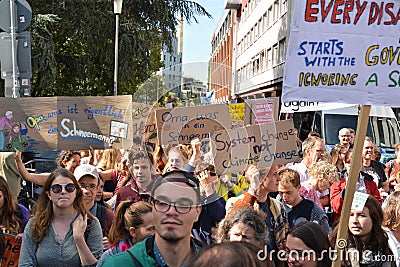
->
xmin=14 ymin=149 xmax=48 ymax=186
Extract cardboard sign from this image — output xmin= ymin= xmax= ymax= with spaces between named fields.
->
xmin=245 ymin=98 xmax=279 ymax=125
xmin=131 ymin=102 xmax=158 ymax=144
xmin=282 ymin=1 xmax=400 ymax=107
xmin=155 ymin=104 xmax=231 ymax=145
xmin=211 ymin=120 xmax=299 ymax=174
xmin=0 ymin=96 xmax=133 ymax=151
xmin=2 ymin=234 xmax=20 ymax=267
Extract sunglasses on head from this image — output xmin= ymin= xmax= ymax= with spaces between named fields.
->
xmin=51 ymin=183 xmax=77 ymax=194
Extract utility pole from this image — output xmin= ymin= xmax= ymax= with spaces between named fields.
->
xmin=0 ymin=0 xmax=32 ymax=97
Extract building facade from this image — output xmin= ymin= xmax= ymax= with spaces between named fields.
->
xmin=212 ymin=0 xmax=294 ymax=100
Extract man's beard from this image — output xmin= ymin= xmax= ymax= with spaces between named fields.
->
xmin=159 ymin=230 xmax=184 ymax=243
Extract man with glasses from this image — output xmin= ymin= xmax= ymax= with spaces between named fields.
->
xmin=74 ymin=164 xmax=114 ymax=249
xmin=102 ymin=170 xmax=203 ymax=267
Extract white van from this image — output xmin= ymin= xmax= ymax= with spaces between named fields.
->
xmin=281 ymin=104 xmax=400 ymax=163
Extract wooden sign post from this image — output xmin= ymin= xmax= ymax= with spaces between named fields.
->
xmin=332 ymin=105 xmax=371 ymax=267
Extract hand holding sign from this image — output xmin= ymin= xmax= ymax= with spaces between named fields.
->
xmin=198 ymin=170 xmax=217 ymax=197
xmin=245 ymin=165 xmax=262 ymax=197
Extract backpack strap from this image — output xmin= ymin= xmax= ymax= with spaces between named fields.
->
xmin=126 ymin=250 xmax=144 ymax=267
xmin=96 ymin=204 xmax=107 ymax=236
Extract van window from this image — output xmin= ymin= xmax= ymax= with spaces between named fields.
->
xmin=370 ymin=117 xmax=400 ymax=148
xmin=313 ymin=112 xmax=322 ymax=136
xmin=324 ymin=114 xmax=373 ymax=145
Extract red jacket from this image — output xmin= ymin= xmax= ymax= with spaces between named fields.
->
xmin=330 ymin=171 xmax=381 ymax=223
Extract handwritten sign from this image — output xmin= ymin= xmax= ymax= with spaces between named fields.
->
xmin=282 ymin=1 xmax=400 ymax=107
xmin=245 ymin=98 xmax=279 ymax=125
xmin=2 ymin=234 xmax=20 ymax=267
xmin=0 ymin=96 xmax=133 ymax=151
xmin=131 ymin=102 xmax=159 ymax=144
xmin=212 ymin=120 xmax=299 ymax=174
xmin=155 ymin=104 xmax=231 ymax=145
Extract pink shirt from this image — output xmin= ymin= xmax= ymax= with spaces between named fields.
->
xmin=299 ymin=182 xmax=323 ymax=209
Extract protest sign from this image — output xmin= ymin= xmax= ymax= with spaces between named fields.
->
xmin=1 ymin=234 xmax=20 ymax=267
xmin=131 ymin=102 xmax=158 ymax=144
xmin=211 ymin=120 xmax=298 ymax=175
xmin=280 ymin=101 xmax=355 ymax=113
xmin=245 ymin=98 xmax=279 ymax=125
xmin=155 ymin=104 xmax=231 ymax=145
xmin=282 ymin=1 xmax=400 ymax=107
xmin=229 ymin=103 xmax=245 ymax=122
xmin=0 ymin=96 xmax=133 ymax=151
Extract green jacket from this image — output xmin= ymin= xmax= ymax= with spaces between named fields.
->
xmin=101 ymin=235 xmax=202 ymax=267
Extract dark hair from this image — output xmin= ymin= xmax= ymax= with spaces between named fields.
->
xmin=128 ymin=149 xmax=154 ymax=173
xmin=330 ymin=196 xmax=391 ymax=255
xmin=108 ymin=201 xmax=152 ymax=244
xmin=56 ymin=150 xmax=81 ymax=168
xmin=0 ymin=231 xmax=5 ymax=259
xmin=187 ymin=241 xmax=273 ymax=267
xmin=0 ymin=175 xmax=22 ymax=234
xmin=287 ymin=222 xmax=331 ymax=267
xmin=151 ymin=170 xmax=200 ymax=204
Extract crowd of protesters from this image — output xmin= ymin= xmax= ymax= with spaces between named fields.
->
xmin=0 ymin=127 xmax=399 ymax=266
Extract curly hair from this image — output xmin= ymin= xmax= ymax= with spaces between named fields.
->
xmin=383 ymin=191 xmax=400 ymax=231
xmin=56 ymin=150 xmax=81 ymax=168
xmin=0 ymin=175 xmax=22 ymax=234
xmin=213 ymin=207 xmax=268 ymax=247
xmin=108 ymin=201 xmax=152 ymax=244
xmin=308 ymin=161 xmax=338 ymax=185
xmin=31 ymin=168 xmax=90 ymax=243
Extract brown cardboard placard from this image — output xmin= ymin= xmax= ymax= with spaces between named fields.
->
xmin=155 ymin=104 xmax=231 ymax=145
xmin=212 ymin=120 xmax=299 ymax=175
xmin=0 ymin=96 xmax=133 ymax=151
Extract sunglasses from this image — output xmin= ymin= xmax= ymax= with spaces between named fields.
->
xmin=50 ymin=183 xmax=77 ymax=194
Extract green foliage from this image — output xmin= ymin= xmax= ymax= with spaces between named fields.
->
xmin=27 ymin=0 xmax=211 ymax=97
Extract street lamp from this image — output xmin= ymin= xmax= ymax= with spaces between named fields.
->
xmin=113 ymin=0 xmax=123 ymax=96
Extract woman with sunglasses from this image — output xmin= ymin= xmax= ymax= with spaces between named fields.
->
xmin=19 ymin=168 xmax=103 ymax=267
xmin=96 ymin=201 xmax=155 ymax=267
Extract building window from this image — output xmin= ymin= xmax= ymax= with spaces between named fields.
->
xmin=268 ymin=6 xmax=273 ymax=27
xmin=274 ymin=1 xmax=279 ymax=22
xmin=281 ymin=0 xmax=287 ymax=15
xmin=267 ymin=48 xmax=272 ymax=69
xmin=279 ymin=38 xmax=286 ymax=64
xmin=273 ymin=43 xmax=279 ymax=66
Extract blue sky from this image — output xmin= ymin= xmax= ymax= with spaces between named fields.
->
xmin=182 ymin=0 xmax=225 ymax=64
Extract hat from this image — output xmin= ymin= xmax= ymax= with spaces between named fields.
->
xmin=74 ymin=164 xmax=100 ymax=181
xmin=5 ymin=111 xmax=12 ymax=117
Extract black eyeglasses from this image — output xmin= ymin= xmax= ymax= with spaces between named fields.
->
xmin=152 ymin=198 xmax=193 ymax=214
xmin=51 ymin=183 xmax=77 ymax=194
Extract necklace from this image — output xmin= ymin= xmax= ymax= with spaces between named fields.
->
xmin=52 ymin=221 xmax=65 ymax=243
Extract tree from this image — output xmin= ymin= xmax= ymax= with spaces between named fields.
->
xmin=25 ymin=0 xmax=211 ymax=97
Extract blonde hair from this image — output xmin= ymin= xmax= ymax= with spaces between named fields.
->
xmin=97 ymin=148 xmax=122 ymax=170
xmin=308 ymin=161 xmax=338 ymax=185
